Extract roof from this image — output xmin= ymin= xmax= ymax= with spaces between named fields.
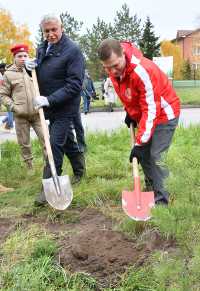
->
xmin=176 ymin=30 xmax=194 ymax=39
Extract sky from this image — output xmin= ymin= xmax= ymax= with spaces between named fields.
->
xmin=1 ymin=0 xmax=200 ymax=43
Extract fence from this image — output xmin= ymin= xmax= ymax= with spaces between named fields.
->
xmin=95 ymin=80 xmax=200 ymax=89
xmin=173 ymin=80 xmax=200 ymax=88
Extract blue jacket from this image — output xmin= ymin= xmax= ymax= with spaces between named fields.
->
xmin=82 ymin=74 xmax=96 ymax=98
xmin=36 ymin=34 xmax=85 ymax=119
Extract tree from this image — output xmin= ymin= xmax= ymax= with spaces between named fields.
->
xmin=113 ymin=3 xmax=141 ymax=44
xmin=35 ymin=27 xmax=43 ymax=47
xmin=139 ymin=16 xmax=160 ymax=59
xmin=81 ymin=17 xmax=114 ymax=80
xmin=160 ymin=40 xmax=183 ymax=79
xmin=60 ymin=12 xmax=83 ymax=42
xmin=0 ymin=9 xmax=34 ymax=64
xmin=181 ymin=59 xmax=192 ymax=80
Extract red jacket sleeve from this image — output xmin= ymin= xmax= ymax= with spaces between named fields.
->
xmin=134 ymin=66 xmax=160 ymax=145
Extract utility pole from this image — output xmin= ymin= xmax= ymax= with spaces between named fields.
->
xmin=182 ymin=35 xmax=186 ymax=59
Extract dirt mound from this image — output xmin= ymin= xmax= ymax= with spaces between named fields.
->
xmin=0 ymin=209 xmax=176 ymax=288
xmin=54 ymin=208 xmax=175 ymax=288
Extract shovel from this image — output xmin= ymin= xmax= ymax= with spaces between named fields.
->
xmin=32 ymin=69 xmax=73 ymax=210
xmin=122 ymin=123 xmax=155 ymax=221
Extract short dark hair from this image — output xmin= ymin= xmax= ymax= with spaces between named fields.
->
xmin=98 ymin=39 xmax=123 ymax=61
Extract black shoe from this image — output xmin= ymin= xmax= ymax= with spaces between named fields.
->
xmin=71 ymin=175 xmax=83 ymax=185
xmin=155 ymin=200 xmax=168 ymax=207
xmin=155 ymin=191 xmax=169 ymax=206
xmin=67 ymin=152 xmax=86 ymax=184
xmin=34 ymin=191 xmax=47 ymax=207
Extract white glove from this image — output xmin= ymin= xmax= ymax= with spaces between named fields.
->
xmin=34 ymin=96 xmax=49 ymax=109
xmin=25 ymin=58 xmax=37 ymax=71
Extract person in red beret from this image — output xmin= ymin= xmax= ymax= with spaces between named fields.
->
xmin=0 ymin=44 xmax=46 ymax=170
xmin=11 ymin=44 xmax=29 ymax=56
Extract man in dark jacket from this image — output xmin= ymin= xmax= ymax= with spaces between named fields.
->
xmin=26 ymin=14 xmax=86 ymax=205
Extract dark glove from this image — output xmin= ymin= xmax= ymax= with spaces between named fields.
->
xmin=129 ymin=144 xmax=149 ymax=163
xmin=124 ymin=112 xmax=137 ymax=128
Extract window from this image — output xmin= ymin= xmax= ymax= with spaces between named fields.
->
xmin=192 ymin=47 xmax=200 ymax=55
xmin=191 ymin=63 xmax=200 ymax=69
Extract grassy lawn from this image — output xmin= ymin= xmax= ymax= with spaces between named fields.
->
xmin=90 ymin=84 xmax=200 ymax=109
xmin=0 ymin=126 xmax=200 ymax=290
xmin=1 ymin=87 xmax=200 ymax=115
xmin=175 ymin=87 xmax=200 ymax=105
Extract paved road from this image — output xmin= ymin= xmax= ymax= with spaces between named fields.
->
xmin=0 ymin=108 xmax=200 ymax=142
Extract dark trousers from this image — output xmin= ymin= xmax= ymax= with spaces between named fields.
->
xmin=44 ymin=116 xmax=82 ymax=178
xmin=139 ymin=117 xmax=179 ymax=204
xmin=70 ymin=112 xmax=87 ymax=153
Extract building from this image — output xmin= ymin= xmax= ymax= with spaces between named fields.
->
xmin=175 ymin=29 xmax=200 ymax=70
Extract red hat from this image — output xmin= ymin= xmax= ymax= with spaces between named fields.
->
xmin=10 ymin=44 xmax=29 ymax=56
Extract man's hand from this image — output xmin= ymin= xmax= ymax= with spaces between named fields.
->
xmin=34 ymin=96 xmax=49 ymax=109
xmin=124 ymin=112 xmax=137 ymax=128
xmin=25 ymin=58 xmax=37 ymax=71
xmin=129 ymin=144 xmax=149 ymax=163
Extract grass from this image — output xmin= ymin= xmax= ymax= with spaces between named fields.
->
xmin=0 ymin=126 xmax=200 ymax=289
xmin=175 ymin=87 xmax=200 ymax=105
xmin=1 ymin=87 xmax=200 ymax=118
xmin=90 ymin=85 xmax=200 ymax=109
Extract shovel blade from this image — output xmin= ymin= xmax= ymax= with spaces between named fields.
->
xmin=42 ymin=175 xmax=73 ymax=210
xmin=122 ymin=190 xmax=155 ymax=221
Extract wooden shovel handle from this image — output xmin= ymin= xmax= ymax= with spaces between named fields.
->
xmin=32 ymin=70 xmax=55 ymax=170
xmin=130 ymin=123 xmax=139 ymax=178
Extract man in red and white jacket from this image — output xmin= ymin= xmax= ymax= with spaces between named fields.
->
xmin=98 ymin=39 xmax=180 ymax=205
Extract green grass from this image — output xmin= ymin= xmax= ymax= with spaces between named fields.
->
xmin=1 ymin=126 xmax=200 ymax=290
xmin=89 ymin=86 xmax=200 ymax=109
xmin=175 ymin=87 xmax=200 ymax=105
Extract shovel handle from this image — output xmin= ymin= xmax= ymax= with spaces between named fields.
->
xmin=32 ymin=70 xmax=56 ymax=176
xmin=130 ymin=123 xmax=139 ymax=178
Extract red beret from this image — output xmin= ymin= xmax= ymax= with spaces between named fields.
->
xmin=10 ymin=44 xmax=29 ymax=56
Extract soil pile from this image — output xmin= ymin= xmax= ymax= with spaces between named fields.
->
xmin=56 ymin=209 xmax=175 ymax=287
xmin=0 ymin=209 xmax=176 ymax=288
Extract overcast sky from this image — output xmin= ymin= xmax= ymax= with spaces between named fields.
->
xmin=1 ymin=0 xmax=200 ymax=43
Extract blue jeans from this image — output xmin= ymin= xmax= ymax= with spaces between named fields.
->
xmin=2 ymin=112 xmax=14 ymax=128
xmin=82 ymin=93 xmax=90 ymax=113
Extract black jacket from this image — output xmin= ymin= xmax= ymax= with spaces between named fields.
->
xmin=36 ymin=34 xmax=85 ymax=119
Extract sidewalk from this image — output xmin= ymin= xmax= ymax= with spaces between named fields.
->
xmin=1 ymin=108 xmax=200 ymax=144
xmin=0 ymin=104 xmax=200 ymax=117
